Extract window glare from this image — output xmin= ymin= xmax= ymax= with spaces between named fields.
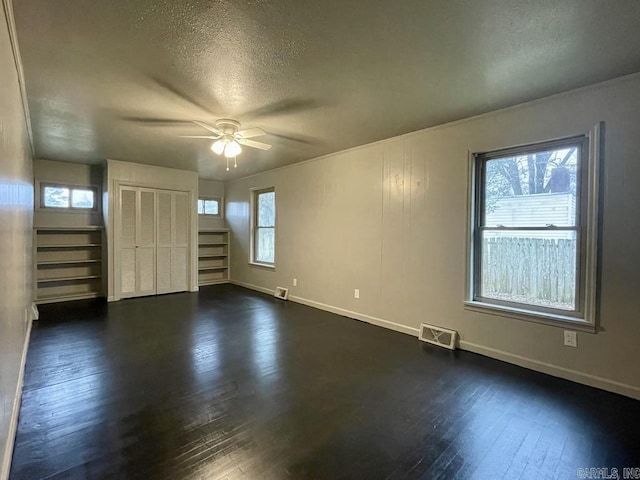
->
xmin=43 ymin=186 xmax=70 ymax=208
xmin=483 ymin=146 xmax=579 ymax=228
xmin=198 ymin=198 xmax=220 ymax=215
xmin=475 ymin=140 xmax=583 ymax=314
xmin=71 ymin=189 xmax=95 ymax=208
xmin=253 ymin=189 xmax=275 ymax=264
xmin=204 ymin=200 xmax=219 ymax=215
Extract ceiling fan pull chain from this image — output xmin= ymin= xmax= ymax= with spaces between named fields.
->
xmin=234 ymin=156 xmax=237 ymax=168
xmin=226 ymin=157 xmax=230 ymax=172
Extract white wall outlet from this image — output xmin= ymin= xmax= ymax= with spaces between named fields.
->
xmin=354 ymin=289 xmax=360 ymax=299
xmin=293 ymin=278 xmax=297 ymax=287
xmin=564 ymin=330 xmax=577 ymax=347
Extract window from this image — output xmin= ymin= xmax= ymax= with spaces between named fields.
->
xmin=251 ymin=187 xmax=276 ymax=266
xmin=467 ymin=126 xmax=601 ymax=330
xmin=197 ymin=197 xmax=221 ymax=216
xmin=42 ymin=184 xmax=97 ymax=210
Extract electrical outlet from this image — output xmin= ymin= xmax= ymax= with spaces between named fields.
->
xmin=354 ymin=289 xmax=360 ymax=299
xmin=293 ymin=278 xmax=297 ymax=287
xmin=564 ymin=330 xmax=577 ymax=347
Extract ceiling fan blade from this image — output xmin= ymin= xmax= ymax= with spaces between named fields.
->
xmin=179 ymin=135 xmax=219 ymax=139
xmin=121 ymin=116 xmax=193 ymax=126
xmin=237 ymin=138 xmax=272 ymax=150
xmin=193 ymin=120 xmax=223 ymax=136
xmin=237 ymin=127 xmax=266 ymax=139
xmin=241 ymin=98 xmax=324 ymax=119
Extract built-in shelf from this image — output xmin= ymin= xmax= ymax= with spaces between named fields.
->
xmin=38 ymin=259 xmax=102 ymax=266
xmin=37 ymin=244 xmax=102 ymax=249
xmin=37 ymin=275 xmax=102 ymax=284
xmin=35 ymin=227 xmax=104 ymax=304
xmin=198 ymin=229 xmax=230 ymax=286
xmin=36 ymin=292 xmax=102 ymax=304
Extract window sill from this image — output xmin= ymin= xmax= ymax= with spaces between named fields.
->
xmin=249 ymin=262 xmax=275 ymax=271
xmin=464 ymin=301 xmax=596 ymax=333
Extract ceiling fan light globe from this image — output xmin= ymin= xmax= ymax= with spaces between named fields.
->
xmin=224 ymin=141 xmax=242 ymax=158
xmin=211 ymin=140 xmax=225 ymax=155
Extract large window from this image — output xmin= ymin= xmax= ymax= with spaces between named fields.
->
xmin=41 ymin=184 xmax=97 ymax=210
xmin=467 ymin=126 xmax=601 ymax=330
xmin=197 ymin=197 xmax=221 ymax=216
xmin=252 ymin=187 xmax=276 ymax=266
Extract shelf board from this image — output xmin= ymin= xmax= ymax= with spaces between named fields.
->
xmin=199 ymin=228 xmax=229 ymax=233
xmin=198 ymin=242 xmax=228 ymax=246
xmin=37 ymin=244 xmax=102 ymax=249
xmin=37 ymin=259 xmax=102 ymax=266
xmin=36 ymin=292 xmax=103 ymax=304
xmin=198 ymin=266 xmax=228 ymax=271
xmin=198 ymin=280 xmax=230 ymax=286
xmin=199 ymin=254 xmax=228 ymax=258
xmin=37 ymin=275 xmax=102 ymax=284
xmin=35 ymin=226 xmax=104 ymax=232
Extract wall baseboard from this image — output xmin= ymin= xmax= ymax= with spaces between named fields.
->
xmin=229 ymin=280 xmax=276 ymax=297
xmin=289 ymin=295 xmax=420 ymax=337
xmin=1 ymin=317 xmax=32 ymax=480
xmin=459 ymin=340 xmax=640 ymax=401
xmin=231 ymin=280 xmax=640 ymax=401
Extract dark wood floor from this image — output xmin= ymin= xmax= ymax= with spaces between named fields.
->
xmin=10 ymin=285 xmax=640 ymax=479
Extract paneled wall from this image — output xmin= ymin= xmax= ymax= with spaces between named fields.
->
xmin=226 ymin=73 xmax=640 ymax=399
xmin=0 ymin=2 xmax=34 ymax=475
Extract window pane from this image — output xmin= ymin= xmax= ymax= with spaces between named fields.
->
xmin=71 ymin=189 xmax=94 ymax=208
xmin=43 ymin=186 xmax=69 ymax=208
xmin=480 ymin=230 xmax=577 ymax=310
xmin=483 ymin=147 xmax=579 ymax=227
xmin=257 ymin=191 xmax=275 ymax=227
xmin=256 ymin=227 xmax=275 ymax=263
xmin=204 ymin=200 xmax=219 ymax=215
xmin=197 ymin=199 xmax=204 ymax=214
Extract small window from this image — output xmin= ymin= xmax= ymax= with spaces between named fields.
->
xmin=251 ymin=188 xmax=275 ymax=266
xmin=467 ymin=126 xmax=601 ymax=329
xmin=197 ymin=198 xmax=221 ymax=216
xmin=42 ymin=184 xmax=97 ymax=210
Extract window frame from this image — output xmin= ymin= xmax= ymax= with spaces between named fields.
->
xmin=39 ymin=182 xmax=99 ymax=212
xmin=465 ymin=124 xmax=602 ymax=332
xmin=250 ymin=187 xmax=276 ymax=269
xmin=197 ymin=196 xmax=222 ymax=217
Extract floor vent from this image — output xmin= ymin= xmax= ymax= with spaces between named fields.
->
xmin=418 ymin=323 xmax=458 ymax=350
xmin=274 ymin=287 xmax=289 ymax=300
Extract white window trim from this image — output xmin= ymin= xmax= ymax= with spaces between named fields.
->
xmin=464 ymin=123 xmax=602 ymax=333
xmin=37 ymin=181 xmax=100 ymax=213
xmin=197 ymin=196 xmax=223 ymax=217
xmin=249 ymin=186 xmax=276 ymax=269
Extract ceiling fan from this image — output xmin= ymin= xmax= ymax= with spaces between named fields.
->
xmin=181 ymin=119 xmax=272 ymax=170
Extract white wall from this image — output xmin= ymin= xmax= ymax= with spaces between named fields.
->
xmin=33 ymin=159 xmax=103 ymax=227
xmin=0 ymin=2 xmax=34 ymax=476
xmin=226 ymin=73 xmax=640 ymax=399
xmin=198 ymin=178 xmax=225 ymax=230
xmin=104 ymin=160 xmax=199 ymax=300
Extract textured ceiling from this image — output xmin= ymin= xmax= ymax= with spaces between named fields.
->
xmin=13 ymin=0 xmax=640 ymax=179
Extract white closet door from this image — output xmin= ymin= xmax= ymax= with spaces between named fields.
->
xmin=117 ymin=186 xmax=188 ymax=299
xmin=156 ymin=191 xmax=173 ymax=294
xmin=137 ymin=189 xmax=157 ymax=296
xmin=172 ymin=192 xmax=189 ymax=292
xmin=119 ymin=187 xmax=137 ymax=297
xmin=155 ymin=190 xmax=189 ymax=294
xmin=118 ymin=186 xmax=157 ymax=298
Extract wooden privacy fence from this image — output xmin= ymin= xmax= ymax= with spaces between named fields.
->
xmin=482 ymin=237 xmax=576 ymax=306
